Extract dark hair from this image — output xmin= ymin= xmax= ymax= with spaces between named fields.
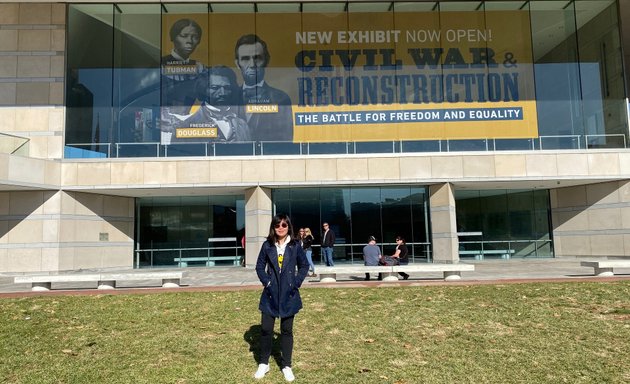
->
xmin=195 ymin=66 xmax=240 ymax=102
xmin=169 ymin=18 xmax=202 ymax=42
xmin=395 ymin=235 xmax=406 ymax=244
xmin=368 ymin=236 xmax=376 ymax=242
xmin=234 ymin=34 xmax=270 ymax=67
xmin=207 ymin=65 xmax=238 ymax=83
xmin=267 ymin=213 xmax=294 ymax=243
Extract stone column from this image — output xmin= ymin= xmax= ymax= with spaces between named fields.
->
xmin=244 ymin=186 xmax=272 ymax=267
xmin=429 ymin=183 xmax=459 ymax=264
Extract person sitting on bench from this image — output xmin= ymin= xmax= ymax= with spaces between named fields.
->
xmin=392 ymin=235 xmax=410 ymax=280
xmin=362 ymin=236 xmax=382 ymax=281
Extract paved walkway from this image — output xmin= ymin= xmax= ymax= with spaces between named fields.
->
xmin=0 ymin=258 xmax=628 ymax=295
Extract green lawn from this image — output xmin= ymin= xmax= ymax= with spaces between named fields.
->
xmin=1 ymin=281 xmax=629 ymax=383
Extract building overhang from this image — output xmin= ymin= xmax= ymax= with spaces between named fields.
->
xmin=2 ymin=150 xmax=629 ymax=197
xmin=55 ymin=150 xmax=630 ymax=197
xmin=0 ymin=153 xmax=59 ymax=192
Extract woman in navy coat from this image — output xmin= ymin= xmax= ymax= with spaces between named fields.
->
xmin=254 ymin=213 xmax=309 ymax=382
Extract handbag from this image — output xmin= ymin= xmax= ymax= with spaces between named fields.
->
xmin=380 ymin=256 xmax=399 ymax=266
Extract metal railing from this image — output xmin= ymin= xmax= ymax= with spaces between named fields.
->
xmin=64 ymin=133 xmax=629 ymax=159
xmin=135 ymin=237 xmax=242 ymax=268
xmin=134 ymin=241 xmax=432 ymax=268
xmin=458 ymin=239 xmax=553 ymax=258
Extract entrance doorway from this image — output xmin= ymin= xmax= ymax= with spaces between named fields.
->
xmin=135 ymin=195 xmax=245 ymax=268
xmin=273 ymin=186 xmax=431 ymax=265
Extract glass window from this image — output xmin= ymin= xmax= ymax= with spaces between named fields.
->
xmin=273 ymin=189 xmax=292 ymax=217
xmin=350 ymin=187 xmax=382 ymax=243
xmin=136 ymin=195 xmax=245 ymax=268
xmin=455 ymin=189 xmax=553 ymax=258
xmin=530 ymin=1 xmax=582 ymax=147
xmin=575 ymin=0 xmax=627 ymax=148
xmin=66 ymin=4 xmax=114 ymax=157
xmin=381 ymin=187 xmax=413 ymax=244
xmin=318 ymin=187 xmax=352 ymax=262
xmin=274 ymin=186 xmax=430 ymax=263
xmin=283 ymin=188 xmax=321 ymax=238
xmin=113 ymin=4 xmax=161 ymax=155
xmin=448 ymin=139 xmax=488 ymax=152
xmin=65 ymin=1 xmax=629 ymax=158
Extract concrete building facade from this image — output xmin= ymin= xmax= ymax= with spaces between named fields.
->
xmin=1 ymin=1 xmax=630 ymax=272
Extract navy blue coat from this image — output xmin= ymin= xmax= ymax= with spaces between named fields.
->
xmin=255 ymin=239 xmax=310 ymax=318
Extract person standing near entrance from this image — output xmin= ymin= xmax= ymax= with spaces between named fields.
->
xmin=321 ymin=222 xmax=335 ymax=266
xmin=300 ymin=227 xmax=316 ymax=276
xmin=254 ymin=213 xmax=309 ymax=382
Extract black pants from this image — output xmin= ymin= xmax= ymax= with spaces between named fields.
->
xmin=399 ymin=262 xmax=409 ymax=279
xmin=260 ymin=313 xmax=295 ymax=368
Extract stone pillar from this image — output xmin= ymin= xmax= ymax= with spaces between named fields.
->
xmin=244 ymin=186 xmax=272 ymax=267
xmin=429 ymin=183 xmax=459 ymax=264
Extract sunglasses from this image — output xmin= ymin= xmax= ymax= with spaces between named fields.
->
xmin=274 ymin=222 xmax=288 ymax=229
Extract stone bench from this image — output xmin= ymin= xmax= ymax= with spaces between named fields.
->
xmin=14 ymin=271 xmax=183 ymax=291
xmin=317 ymin=263 xmax=474 ymax=282
xmin=173 ymin=256 xmax=242 ymax=267
xmin=580 ymin=260 xmax=630 ymax=277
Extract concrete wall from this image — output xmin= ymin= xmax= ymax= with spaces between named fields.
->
xmin=551 ymin=181 xmax=630 ymax=258
xmin=0 ymin=3 xmax=65 ymax=159
xmin=57 ymin=151 xmax=630 ymax=188
xmin=0 ymin=190 xmax=134 ymax=272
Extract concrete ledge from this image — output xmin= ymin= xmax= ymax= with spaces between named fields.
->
xmin=173 ymin=256 xmax=241 ymax=267
xmin=14 ymin=272 xmax=183 ymax=291
xmin=317 ymin=263 xmax=474 ymax=282
xmin=318 ymin=266 xmax=391 ymax=282
xmin=581 ymin=261 xmax=630 ymax=277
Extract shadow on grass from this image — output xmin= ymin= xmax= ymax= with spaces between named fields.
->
xmin=243 ymin=324 xmax=283 ymax=368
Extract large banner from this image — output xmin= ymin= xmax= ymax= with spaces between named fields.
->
xmin=160 ymin=10 xmax=537 ymax=144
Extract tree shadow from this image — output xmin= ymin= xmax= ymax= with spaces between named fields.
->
xmin=243 ymin=324 xmax=283 ymax=368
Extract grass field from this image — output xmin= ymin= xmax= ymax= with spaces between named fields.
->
xmin=1 ymin=281 xmax=629 ymax=384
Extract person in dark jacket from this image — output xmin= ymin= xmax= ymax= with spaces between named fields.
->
xmin=254 ymin=213 xmax=309 ymax=382
xmin=320 ymin=222 xmax=336 ymax=266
